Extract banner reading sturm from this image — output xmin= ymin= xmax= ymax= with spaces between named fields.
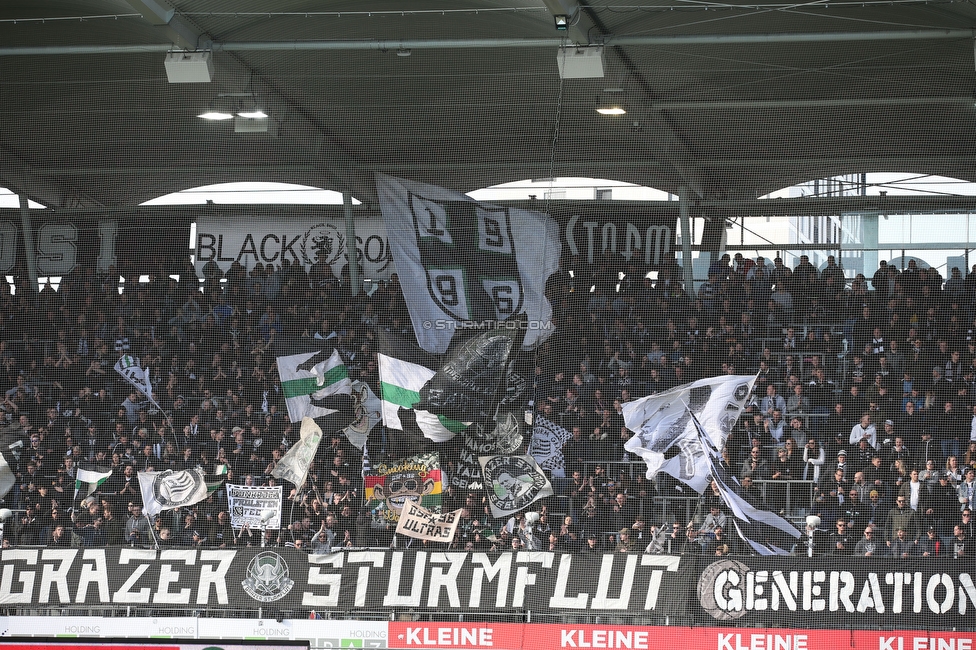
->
xmin=2 ymin=550 xmax=975 ymax=626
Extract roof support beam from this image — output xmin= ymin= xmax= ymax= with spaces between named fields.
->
xmin=121 ymin=0 xmax=372 ymax=203
xmin=0 ymin=146 xmax=103 ymax=209
xmin=0 ymin=29 xmax=967 ymax=56
xmin=124 ymin=0 xmax=204 ymax=51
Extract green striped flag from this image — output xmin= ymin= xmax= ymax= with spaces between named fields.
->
xmin=377 ymin=353 xmax=468 ymax=442
xmin=277 ymin=347 xmax=352 ymax=423
xmin=74 ymin=462 xmax=113 ymax=499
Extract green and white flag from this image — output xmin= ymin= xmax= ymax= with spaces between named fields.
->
xmin=114 ymin=354 xmax=153 ymax=400
xmin=74 ymin=463 xmax=113 ymax=499
xmin=377 ymin=353 xmax=467 ymax=442
xmin=277 ymin=347 xmax=352 ymax=423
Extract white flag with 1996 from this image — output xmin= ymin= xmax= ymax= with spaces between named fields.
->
xmin=376 ymin=173 xmax=560 ymax=353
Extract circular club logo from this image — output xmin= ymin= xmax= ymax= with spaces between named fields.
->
xmin=242 ymin=552 xmax=295 ymax=603
xmin=151 ymin=470 xmax=205 ymax=510
xmin=697 ymin=558 xmax=750 ymax=620
xmin=299 ymin=223 xmax=345 ymax=267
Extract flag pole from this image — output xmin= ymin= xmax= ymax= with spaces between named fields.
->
xmin=145 ymin=512 xmax=159 ymax=550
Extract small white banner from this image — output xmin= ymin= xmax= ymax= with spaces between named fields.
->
xmin=395 ymin=501 xmax=462 ymax=543
xmin=226 ymin=484 xmax=283 ymax=530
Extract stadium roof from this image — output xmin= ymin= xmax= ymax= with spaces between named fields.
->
xmin=0 ymin=0 xmax=974 ymax=211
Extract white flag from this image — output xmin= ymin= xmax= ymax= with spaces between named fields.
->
xmin=479 ymin=455 xmax=553 ymax=518
xmin=271 ymin=417 xmax=323 ymax=489
xmin=114 ymin=355 xmax=153 ymax=400
xmin=376 ymin=173 xmax=560 ymax=353
xmin=623 ymin=374 xmax=756 ymax=493
xmin=691 ymin=413 xmax=800 ymax=554
xmin=138 ymin=468 xmax=210 ymax=518
xmin=528 ymin=415 xmax=573 ymax=473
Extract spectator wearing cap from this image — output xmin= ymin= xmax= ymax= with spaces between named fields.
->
xmin=583 ymin=533 xmax=603 ymax=554
xmin=190 ymin=529 xmax=208 ymax=547
xmin=826 ymin=448 xmax=849 ymax=481
xmin=918 ymin=526 xmax=942 ymax=557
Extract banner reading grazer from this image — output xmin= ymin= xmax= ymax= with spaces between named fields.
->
xmin=364 ymin=453 xmax=442 ymax=525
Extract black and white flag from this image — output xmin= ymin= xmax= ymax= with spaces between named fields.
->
xmin=691 ymin=413 xmax=800 ymax=555
xmin=0 ymin=427 xmax=24 ymax=498
xmin=622 ymin=374 xmax=756 ymax=493
xmin=528 ymin=415 xmax=573 ymax=474
xmin=479 ymin=454 xmax=553 ymax=518
xmin=138 ymin=468 xmax=210 ymax=518
xmin=376 ymin=173 xmax=560 ymax=353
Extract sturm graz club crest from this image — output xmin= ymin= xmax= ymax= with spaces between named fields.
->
xmin=299 ymin=223 xmax=345 ymax=268
xmin=151 ymin=470 xmax=205 ymax=510
xmin=242 ymin=551 xmax=295 ymax=602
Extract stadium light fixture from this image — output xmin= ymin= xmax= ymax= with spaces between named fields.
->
xmin=596 ymin=88 xmax=627 ymax=115
xmin=164 ymin=50 xmax=214 ymax=83
xmin=554 ymin=14 xmax=569 ymax=30
xmin=596 ymin=103 xmax=626 ymax=115
xmin=198 ymin=110 xmax=234 ymax=120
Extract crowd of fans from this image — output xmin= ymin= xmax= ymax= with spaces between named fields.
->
xmin=1 ymin=249 xmax=976 ymax=557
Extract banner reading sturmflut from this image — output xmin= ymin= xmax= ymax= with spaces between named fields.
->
xmin=376 ymin=173 xmax=560 ymax=354
xmin=395 ymin=501 xmax=462 ymax=543
xmin=226 ymin=484 xmax=283 ymax=530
